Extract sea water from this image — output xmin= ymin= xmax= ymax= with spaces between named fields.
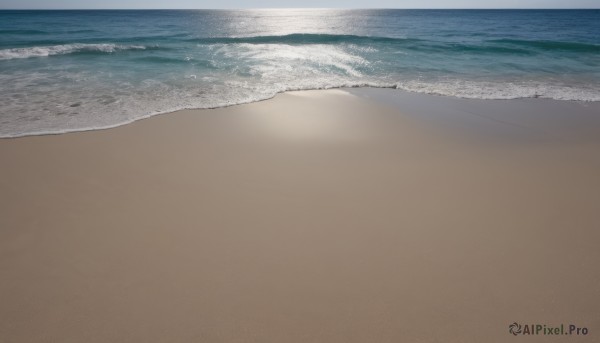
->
xmin=1 ymin=9 xmax=599 ymax=137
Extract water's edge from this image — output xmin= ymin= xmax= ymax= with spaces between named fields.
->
xmin=2 ymin=85 xmax=596 ymax=139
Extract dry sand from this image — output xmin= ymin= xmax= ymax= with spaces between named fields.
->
xmin=1 ymin=89 xmax=599 ymax=342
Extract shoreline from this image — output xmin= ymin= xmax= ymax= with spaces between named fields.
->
xmin=2 ymin=86 xmax=600 ymax=139
xmin=1 ymin=88 xmax=599 ymax=342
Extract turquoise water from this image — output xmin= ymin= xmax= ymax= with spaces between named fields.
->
xmin=1 ymin=9 xmax=599 ymax=137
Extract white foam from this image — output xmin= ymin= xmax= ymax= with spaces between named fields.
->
xmin=394 ymin=79 xmax=600 ymax=102
xmin=214 ymin=43 xmax=368 ymax=78
xmin=0 ymin=44 xmax=146 ymax=60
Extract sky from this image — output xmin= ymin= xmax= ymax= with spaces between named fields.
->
xmin=1 ymin=0 xmax=599 ymax=9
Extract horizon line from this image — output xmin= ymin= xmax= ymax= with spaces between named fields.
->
xmin=1 ymin=8 xmax=600 ymax=10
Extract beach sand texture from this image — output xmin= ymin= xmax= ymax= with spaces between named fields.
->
xmin=1 ymin=89 xmax=599 ymax=342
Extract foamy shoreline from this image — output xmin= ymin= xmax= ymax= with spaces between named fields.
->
xmin=2 ymin=86 xmax=600 ymax=139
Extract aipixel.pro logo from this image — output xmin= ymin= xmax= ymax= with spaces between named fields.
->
xmin=509 ymin=322 xmax=589 ymax=336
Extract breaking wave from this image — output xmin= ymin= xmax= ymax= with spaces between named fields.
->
xmin=0 ymin=43 xmax=148 ymax=60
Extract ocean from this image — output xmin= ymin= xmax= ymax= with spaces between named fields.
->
xmin=1 ymin=9 xmax=599 ymax=137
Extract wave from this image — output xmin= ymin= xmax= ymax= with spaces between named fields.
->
xmin=412 ymin=42 xmax=533 ymax=55
xmin=65 ymin=29 xmax=98 ymax=34
xmin=192 ymin=34 xmax=536 ymax=55
xmin=133 ymin=56 xmax=188 ymax=64
xmin=488 ymin=39 xmax=600 ymax=53
xmin=0 ymin=29 xmax=99 ymax=35
xmin=190 ymin=33 xmax=422 ymax=45
xmin=0 ymin=29 xmax=49 ymax=35
xmin=0 ymin=43 xmax=148 ymax=60
xmin=132 ymin=56 xmax=215 ymax=67
xmin=187 ymin=34 xmax=600 ymax=57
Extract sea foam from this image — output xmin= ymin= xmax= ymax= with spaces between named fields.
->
xmin=0 ymin=43 xmax=146 ymax=60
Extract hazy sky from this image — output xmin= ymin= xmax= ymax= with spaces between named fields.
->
xmin=1 ymin=0 xmax=598 ymax=9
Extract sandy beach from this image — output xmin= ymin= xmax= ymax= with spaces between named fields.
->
xmin=1 ymin=88 xmax=599 ymax=342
